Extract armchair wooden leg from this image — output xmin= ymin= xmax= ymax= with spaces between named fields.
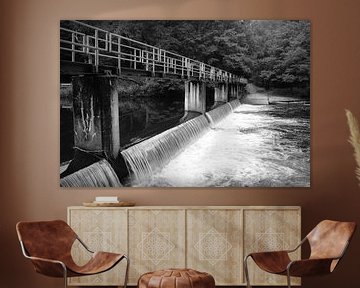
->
xmin=244 ymin=255 xmax=252 ymax=288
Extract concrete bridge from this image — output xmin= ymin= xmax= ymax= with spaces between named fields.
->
xmin=60 ymin=20 xmax=247 ymax=159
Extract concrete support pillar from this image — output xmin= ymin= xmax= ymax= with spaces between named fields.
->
xmin=182 ymin=80 xmax=206 ymax=118
xmin=238 ymin=83 xmax=246 ymax=99
xmin=181 ymin=80 xmax=206 ymax=122
xmin=72 ymin=75 xmax=120 ymax=159
xmin=214 ymin=82 xmax=229 ymax=103
xmin=234 ymin=84 xmax=239 ymax=99
xmin=229 ymin=84 xmax=238 ymax=99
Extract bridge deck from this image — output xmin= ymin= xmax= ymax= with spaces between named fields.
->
xmin=60 ymin=60 xmax=213 ymax=81
xmin=60 ymin=20 xmax=247 ymax=84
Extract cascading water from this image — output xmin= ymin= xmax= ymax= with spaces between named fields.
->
xmin=60 ymin=159 xmax=121 ymax=187
xmin=121 ymin=115 xmax=210 ymax=185
xmin=228 ymin=99 xmax=241 ymax=110
xmin=205 ymin=102 xmax=233 ymax=127
xmin=150 ymin=103 xmax=310 ymax=187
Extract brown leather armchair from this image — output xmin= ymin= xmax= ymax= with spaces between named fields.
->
xmin=244 ymin=220 xmax=356 ymax=288
xmin=16 ymin=220 xmax=129 ymax=288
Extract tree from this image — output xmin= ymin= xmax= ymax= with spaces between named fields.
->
xmin=248 ymin=20 xmax=310 ymax=89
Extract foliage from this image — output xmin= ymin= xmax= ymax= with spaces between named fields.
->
xmin=248 ymin=21 xmax=310 ymax=89
xmin=117 ymin=78 xmax=184 ymax=99
xmin=346 ymin=110 xmax=360 ymax=186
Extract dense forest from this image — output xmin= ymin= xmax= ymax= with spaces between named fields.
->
xmin=83 ymin=20 xmax=310 ymax=92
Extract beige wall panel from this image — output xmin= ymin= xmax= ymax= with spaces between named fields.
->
xmin=244 ymin=208 xmax=301 ymax=286
xmin=187 ymin=209 xmax=243 ymax=285
xmin=68 ymin=208 xmax=128 ymax=286
xmin=128 ymin=209 xmax=186 ymax=284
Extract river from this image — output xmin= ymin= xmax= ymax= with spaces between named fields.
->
xmin=145 ymin=103 xmax=310 ymax=187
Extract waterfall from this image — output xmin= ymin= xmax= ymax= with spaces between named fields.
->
xmin=61 ymin=159 xmax=121 ymax=187
xmin=205 ymin=102 xmax=233 ymax=127
xmin=121 ymin=115 xmax=210 ymax=185
xmin=228 ymin=99 xmax=241 ymax=110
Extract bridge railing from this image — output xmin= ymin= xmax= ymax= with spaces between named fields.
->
xmin=60 ymin=20 xmax=247 ymax=84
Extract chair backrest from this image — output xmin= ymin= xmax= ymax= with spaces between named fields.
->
xmin=16 ymin=220 xmax=77 ymax=261
xmin=307 ymin=220 xmax=356 ymax=261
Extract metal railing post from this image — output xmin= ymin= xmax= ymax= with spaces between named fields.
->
xmin=94 ymin=29 xmax=99 ymax=73
xmin=152 ymin=48 xmax=155 ymax=76
xmin=86 ymin=36 xmax=92 ymax=64
xmin=146 ymin=51 xmax=149 ymax=71
xmin=105 ymin=32 xmax=108 ymax=51
xmin=188 ymin=60 xmax=190 ymax=77
xmin=71 ymin=33 xmax=75 ymax=62
xmin=164 ymin=54 xmax=166 ymax=74
xmin=167 ymin=57 xmax=169 ymax=74
xmin=181 ymin=57 xmax=184 ymax=78
xmin=118 ymin=37 xmax=121 ymax=74
xmin=82 ymin=35 xmax=85 ymax=53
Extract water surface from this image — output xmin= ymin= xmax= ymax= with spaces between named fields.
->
xmin=147 ymin=103 xmax=310 ymax=187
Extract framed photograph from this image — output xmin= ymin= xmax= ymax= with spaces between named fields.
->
xmin=60 ymin=20 xmax=310 ymax=188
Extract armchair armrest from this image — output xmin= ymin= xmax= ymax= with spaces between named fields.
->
xmin=76 ymin=235 xmax=94 ymax=253
xmin=25 ymin=255 xmax=67 ymax=277
xmin=287 ymin=239 xmax=351 ymax=277
xmin=287 ymin=257 xmax=337 ymax=277
xmin=247 ymin=251 xmax=292 ymax=274
xmin=246 ymin=236 xmax=306 ymax=259
xmin=285 ymin=237 xmax=307 ymax=253
xmin=19 ymin=240 xmax=67 ymax=277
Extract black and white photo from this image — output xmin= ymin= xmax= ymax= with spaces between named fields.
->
xmin=60 ymin=20 xmax=310 ymax=187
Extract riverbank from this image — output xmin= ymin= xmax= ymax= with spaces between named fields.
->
xmin=242 ymin=84 xmax=310 ymax=105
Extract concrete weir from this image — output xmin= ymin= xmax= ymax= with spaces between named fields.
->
xmin=62 ymin=74 xmax=246 ymax=186
xmin=61 ymin=159 xmax=121 ymax=187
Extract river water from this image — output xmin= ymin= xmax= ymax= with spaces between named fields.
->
xmin=146 ymin=103 xmax=310 ymax=187
xmin=60 ymin=96 xmax=184 ymax=163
